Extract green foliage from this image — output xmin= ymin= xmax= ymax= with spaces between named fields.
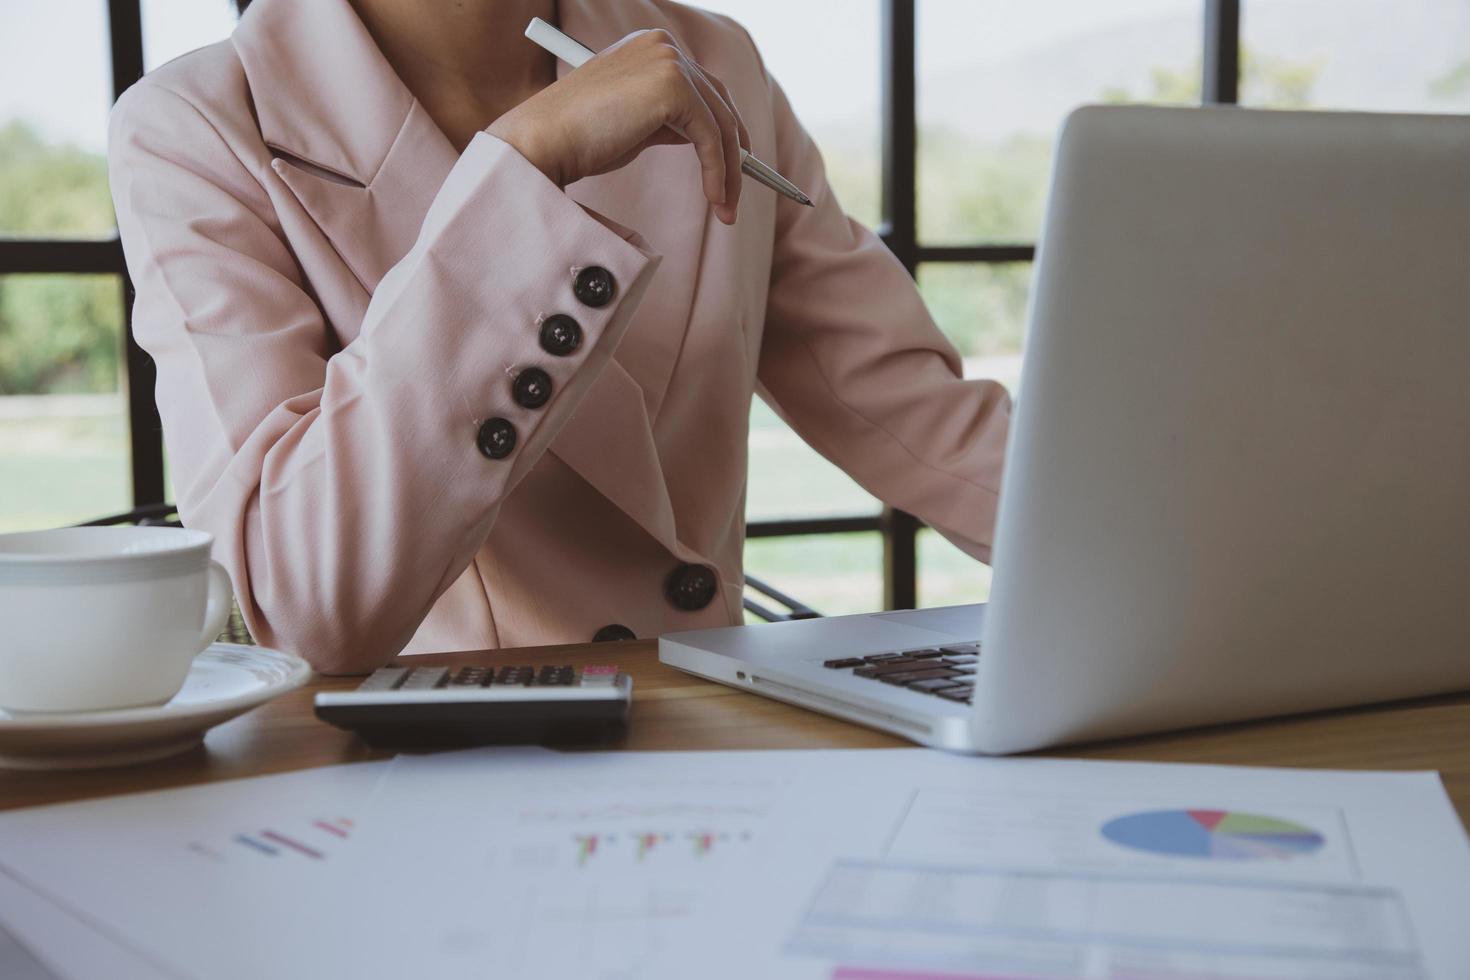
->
xmin=1240 ymin=49 xmax=1323 ymax=109
xmin=919 ymin=129 xmax=1052 ymax=244
xmin=1430 ymin=58 xmax=1470 ymax=101
xmin=0 ymin=122 xmax=121 ymax=395
xmin=0 ymin=121 xmax=114 ymax=237
xmin=0 ymin=275 xmax=121 ymax=394
xmin=1103 ymin=47 xmax=1324 ymax=109
xmin=918 ymin=264 xmax=1031 ymax=358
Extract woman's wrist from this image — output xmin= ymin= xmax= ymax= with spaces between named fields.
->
xmin=487 ymin=113 xmax=566 ymax=188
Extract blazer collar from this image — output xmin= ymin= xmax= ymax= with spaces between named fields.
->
xmin=233 ymin=0 xmax=414 ymax=185
xmin=232 ymin=0 xmax=658 ymax=185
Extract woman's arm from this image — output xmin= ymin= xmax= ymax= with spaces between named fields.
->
xmin=111 ymin=79 xmax=659 ymax=673
xmin=753 ymin=74 xmax=1012 ymax=563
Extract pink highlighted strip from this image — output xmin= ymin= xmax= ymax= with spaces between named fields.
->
xmin=833 ymin=968 xmax=1020 ymax=980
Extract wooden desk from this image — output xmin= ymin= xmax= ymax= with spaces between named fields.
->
xmin=4 ymin=641 xmax=1468 ymax=829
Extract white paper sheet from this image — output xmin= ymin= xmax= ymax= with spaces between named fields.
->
xmin=338 ymin=749 xmax=1470 ymax=980
xmin=324 ymin=747 xmax=808 ymax=979
xmin=0 ymin=869 xmax=168 ymax=980
xmin=1 ymin=749 xmax=1467 ymax=980
xmin=0 ymin=760 xmax=394 ymax=980
xmin=699 ymin=752 xmax=1470 ymax=980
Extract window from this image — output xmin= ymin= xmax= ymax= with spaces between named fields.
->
xmin=0 ymin=0 xmax=114 ymax=239
xmin=918 ymin=528 xmax=993 ymax=608
xmin=1240 ymin=0 xmax=1470 ymax=112
xmin=0 ymin=275 xmax=129 ymax=531
xmin=917 ymin=0 xmax=1204 ymax=245
xmin=745 ymin=533 xmax=884 ymax=620
xmin=917 ymin=263 xmax=1032 ymax=368
xmin=0 ymin=2 xmax=135 ymax=531
xmin=142 ymin=0 xmax=237 ymax=73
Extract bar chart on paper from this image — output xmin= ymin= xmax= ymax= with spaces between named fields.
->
xmin=572 ymin=829 xmax=753 ymax=867
xmin=188 ymin=816 xmax=357 ymax=862
xmin=513 ymin=794 xmax=771 ymax=873
xmin=321 ymin=763 xmax=795 ymax=980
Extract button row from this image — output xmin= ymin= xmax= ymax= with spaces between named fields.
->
xmin=475 ymin=266 xmax=614 ymax=463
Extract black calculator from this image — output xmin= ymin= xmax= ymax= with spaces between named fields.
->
xmin=313 ymin=664 xmax=631 ymax=748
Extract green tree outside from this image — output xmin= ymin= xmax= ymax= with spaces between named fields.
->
xmin=0 ymin=121 xmax=120 ymax=396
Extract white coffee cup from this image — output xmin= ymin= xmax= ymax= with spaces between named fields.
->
xmin=0 ymin=526 xmax=233 ymax=713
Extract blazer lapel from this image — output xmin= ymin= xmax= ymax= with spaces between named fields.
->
xmin=235 ymin=0 xmax=458 ymax=299
xmin=231 ymin=0 xmax=702 ymax=555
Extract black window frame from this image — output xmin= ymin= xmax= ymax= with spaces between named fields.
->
xmin=753 ymin=0 xmax=1242 ymax=609
xmin=0 ymin=0 xmax=1242 ymax=609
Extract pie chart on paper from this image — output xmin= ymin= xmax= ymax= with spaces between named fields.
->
xmin=1100 ymin=809 xmax=1326 ymax=860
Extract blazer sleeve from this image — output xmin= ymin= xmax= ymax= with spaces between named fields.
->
xmin=754 ymin=74 xmax=1012 ymax=564
xmin=108 ymin=80 xmax=659 ymax=673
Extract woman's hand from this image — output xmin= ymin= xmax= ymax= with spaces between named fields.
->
xmin=487 ymin=29 xmax=751 ymax=225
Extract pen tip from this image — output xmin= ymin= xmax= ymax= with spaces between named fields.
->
xmin=800 ymin=196 xmax=815 ymax=207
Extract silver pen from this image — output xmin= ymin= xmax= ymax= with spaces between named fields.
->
xmin=525 ymin=17 xmax=815 ymax=207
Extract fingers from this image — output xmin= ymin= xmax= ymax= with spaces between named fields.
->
xmin=640 ymin=30 xmax=743 ymax=225
xmin=687 ymin=63 xmax=745 ymax=223
xmin=670 ymin=81 xmax=731 ymax=221
xmin=573 ymin=29 xmax=746 ymax=223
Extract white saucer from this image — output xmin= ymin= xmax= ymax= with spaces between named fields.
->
xmin=0 ymin=644 xmax=310 ymax=770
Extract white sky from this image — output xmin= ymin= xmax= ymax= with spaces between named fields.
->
xmin=2 ymin=0 xmax=1197 ymax=152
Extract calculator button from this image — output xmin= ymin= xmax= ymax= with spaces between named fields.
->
xmin=452 ymin=667 xmax=492 ymax=686
xmin=537 ymin=666 xmax=576 ymax=686
xmin=940 ymin=643 xmax=980 ymax=655
xmin=822 ymin=658 xmax=865 ymax=669
xmin=357 ymin=667 xmax=410 ymax=692
xmin=580 ymin=665 xmax=618 ymax=687
xmin=494 ymin=666 xmax=534 ymax=686
xmin=398 ymin=668 xmax=450 ymax=690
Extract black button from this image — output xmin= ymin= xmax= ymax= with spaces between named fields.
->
xmin=573 ymin=266 xmax=615 ymax=308
xmin=593 ymin=624 xmax=636 ymax=643
xmin=539 ymin=314 xmax=583 ymax=357
xmin=512 ymin=367 xmax=552 ymax=409
xmin=476 ymin=417 xmax=517 ymax=459
xmin=665 ymin=563 xmax=717 ymax=611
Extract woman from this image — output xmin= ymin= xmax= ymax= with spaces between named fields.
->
xmin=109 ymin=0 xmax=1010 ymax=674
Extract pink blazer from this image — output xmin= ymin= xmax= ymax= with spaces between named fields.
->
xmin=108 ymin=0 xmax=1011 ymax=673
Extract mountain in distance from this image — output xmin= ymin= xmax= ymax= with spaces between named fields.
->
xmin=904 ymin=0 xmax=1469 ymax=144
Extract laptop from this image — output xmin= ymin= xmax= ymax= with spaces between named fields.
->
xmin=660 ymin=104 xmax=1470 ymax=754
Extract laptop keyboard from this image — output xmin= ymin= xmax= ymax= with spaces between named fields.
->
xmin=822 ymin=642 xmax=980 ymax=705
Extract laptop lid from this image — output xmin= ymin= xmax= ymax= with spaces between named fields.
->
xmin=972 ymin=105 xmax=1470 ymax=753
